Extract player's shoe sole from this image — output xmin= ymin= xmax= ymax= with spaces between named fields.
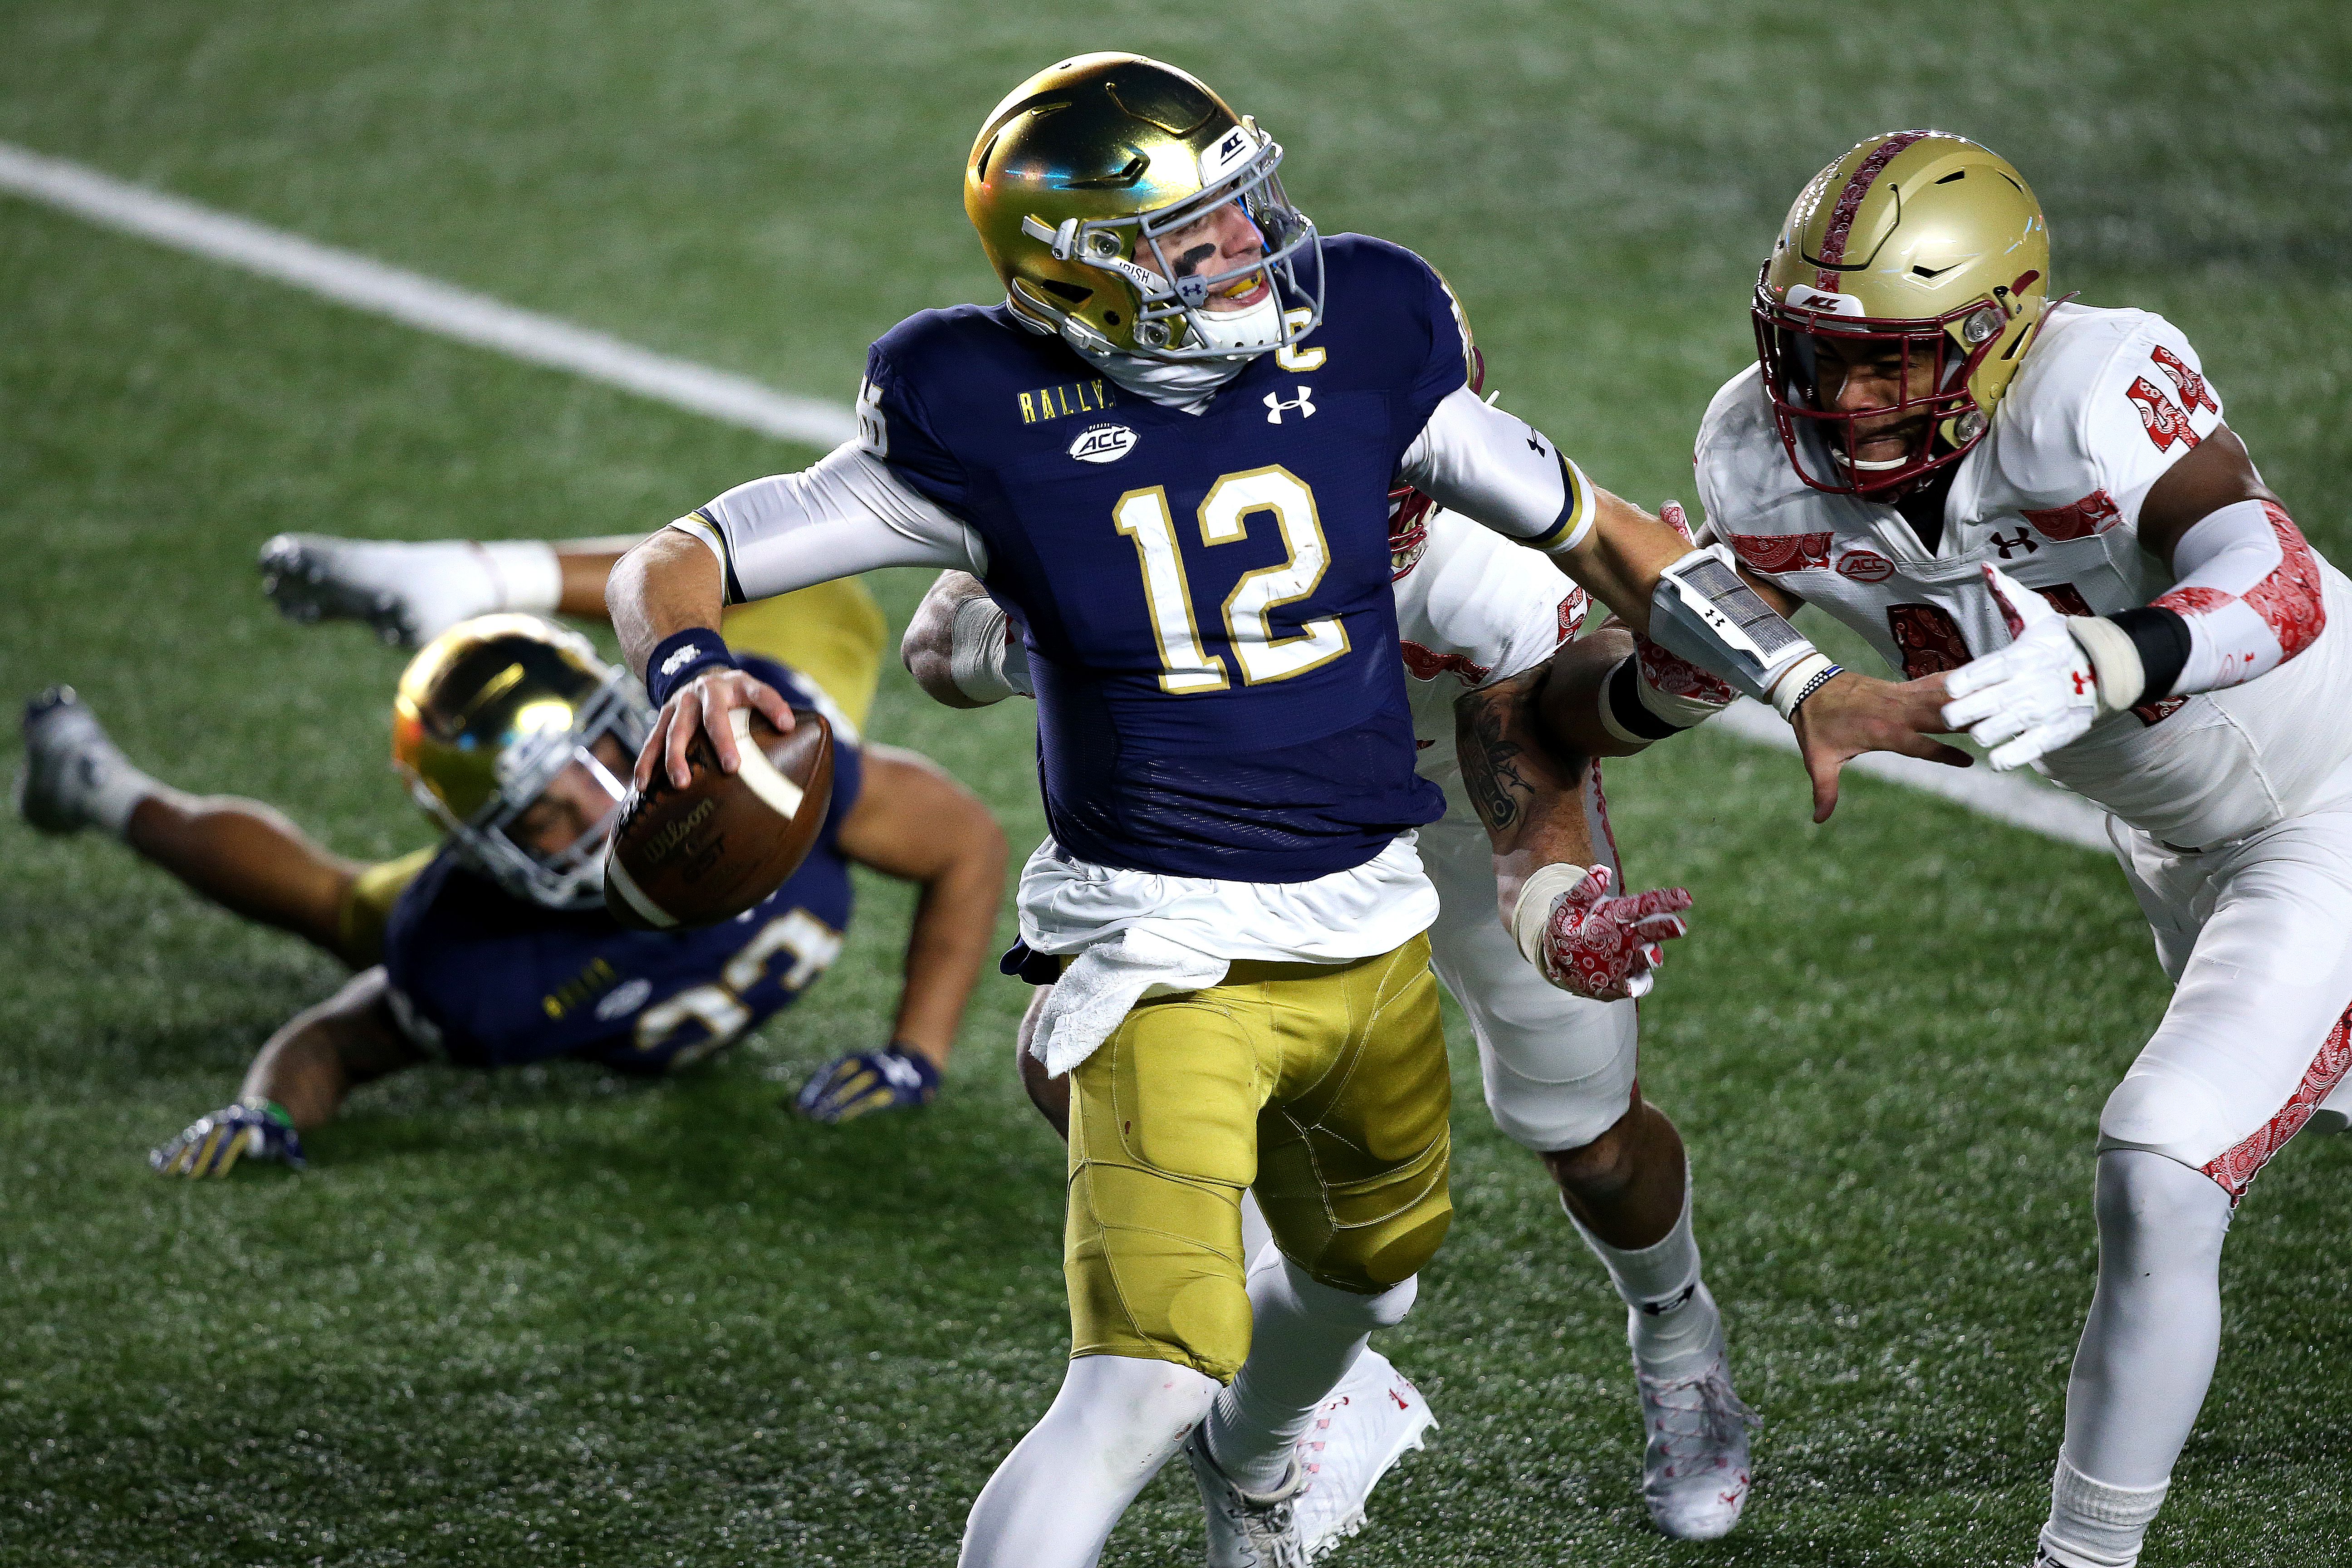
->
xmin=1290 ymin=1349 xmax=1438 ymax=1559
xmin=258 ymin=532 xmax=418 ymax=645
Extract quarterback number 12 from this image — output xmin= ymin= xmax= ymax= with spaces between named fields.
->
xmin=1114 ymin=464 xmax=1350 ymax=694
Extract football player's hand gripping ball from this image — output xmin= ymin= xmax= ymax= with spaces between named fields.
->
xmin=794 ymin=1042 xmax=941 ymax=1124
xmin=150 ymin=1099 xmax=306 ymax=1177
xmin=1529 ymin=867 xmax=1693 ymax=1001
xmin=1941 ymin=564 xmax=2101 ymax=770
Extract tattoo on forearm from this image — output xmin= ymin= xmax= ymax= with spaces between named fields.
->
xmin=1458 ymin=679 xmax=1539 ymax=835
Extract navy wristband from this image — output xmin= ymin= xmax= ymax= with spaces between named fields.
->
xmin=644 ymin=628 xmax=739 ymax=708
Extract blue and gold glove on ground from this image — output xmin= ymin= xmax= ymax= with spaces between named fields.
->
xmin=794 ymin=1043 xmax=941 ymax=1124
xmin=150 ymin=1098 xmax=306 ymax=1176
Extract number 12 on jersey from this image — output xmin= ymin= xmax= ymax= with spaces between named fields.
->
xmin=1114 ymin=464 xmax=1351 ymax=694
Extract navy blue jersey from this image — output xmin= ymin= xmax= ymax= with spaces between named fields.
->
xmin=864 ymin=234 xmax=1463 ymax=881
xmin=382 ymin=657 xmax=863 ymax=1073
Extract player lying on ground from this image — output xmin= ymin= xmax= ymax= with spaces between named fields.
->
xmin=15 ymin=612 xmax=1004 ymax=1172
xmin=602 ymin=54 xmax=1900 ymax=1568
xmin=904 ymin=491 xmax=1758 ymax=1539
xmin=1548 ymin=131 xmax=2352 ymax=1568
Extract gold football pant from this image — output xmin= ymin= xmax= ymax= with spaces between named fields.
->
xmin=329 ymin=574 xmax=888 ymax=967
xmin=1063 ymin=936 xmax=1453 ymax=1384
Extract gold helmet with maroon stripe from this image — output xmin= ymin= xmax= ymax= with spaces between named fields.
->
xmin=1753 ymin=131 xmax=2051 ymax=495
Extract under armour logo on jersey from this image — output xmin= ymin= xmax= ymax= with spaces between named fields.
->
xmin=1989 ymin=528 xmax=2038 ymax=559
xmin=1264 ymin=385 xmax=1317 ymax=424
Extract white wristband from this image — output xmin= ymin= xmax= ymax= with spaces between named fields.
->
xmin=1767 ymin=651 xmax=1840 ymax=720
xmin=2066 ymin=616 xmax=2147 ymax=715
xmin=1512 ymin=863 xmax=1593 ymax=965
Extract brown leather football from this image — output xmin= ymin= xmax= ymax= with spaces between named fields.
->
xmin=603 ymin=707 xmax=833 ymax=931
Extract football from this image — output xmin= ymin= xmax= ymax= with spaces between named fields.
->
xmin=603 ymin=707 xmax=833 ymax=930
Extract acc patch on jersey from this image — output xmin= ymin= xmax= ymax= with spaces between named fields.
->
xmin=1068 ymin=423 xmax=1137 ymax=464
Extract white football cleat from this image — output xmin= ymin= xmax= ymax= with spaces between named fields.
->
xmin=1633 ymin=1316 xmax=1760 ymax=1541
xmin=16 ymin=686 xmax=134 ymax=836
xmin=1184 ymin=1421 xmax=1311 ymax=1568
xmin=1290 ymin=1349 xmax=1437 ymax=1557
xmin=258 ymin=533 xmax=504 ymax=647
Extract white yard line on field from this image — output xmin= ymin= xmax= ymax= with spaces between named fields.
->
xmin=0 ymin=141 xmax=855 ymax=449
xmin=0 ymin=141 xmax=2118 ymax=855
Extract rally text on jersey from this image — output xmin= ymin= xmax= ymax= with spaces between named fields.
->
xmin=1019 ymin=379 xmax=1116 ymax=424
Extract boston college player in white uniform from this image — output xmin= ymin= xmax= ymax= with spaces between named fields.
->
xmin=907 ymin=479 xmax=1761 ymax=1542
xmin=1575 ymin=130 xmax=2352 ymax=1568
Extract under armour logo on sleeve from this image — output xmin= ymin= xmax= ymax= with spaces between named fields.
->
xmin=1264 ymin=385 xmax=1317 ymax=424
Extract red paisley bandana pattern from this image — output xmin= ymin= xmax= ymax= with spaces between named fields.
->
xmin=1537 ymin=867 xmax=1692 ymax=1002
xmin=2203 ymin=1004 xmax=2352 ymax=1202
xmin=2151 ymin=344 xmax=2217 ymax=415
xmin=1399 ymin=640 xmax=1490 ymax=685
xmin=1636 ymin=635 xmax=1736 ymax=705
xmin=2021 ymin=489 xmax=2122 ymax=543
xmin=1814 ymin=130 xmax=1929 ymax=292
xmin=2239 ymin=503 xmax=2327 ymax=658
xmin=1729 ymin=532 xmax=1834 ymax=575
xmin=1887 ymin=602 xmax=1972 ymax=679
xmin=2127 ymin=377 xmax=2201 ymax=451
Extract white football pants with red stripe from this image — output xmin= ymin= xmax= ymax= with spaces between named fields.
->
xmin=2045 ymin=763 xmax=2352 ymax=1563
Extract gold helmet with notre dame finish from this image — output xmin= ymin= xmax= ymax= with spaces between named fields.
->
xmin=964 ymin=52 xmax=1321 ymax=361
xmin=1753 ymin=131 xmax=2052 ymax=495
xmin=392 ymin=613 xmax=651 ymax=910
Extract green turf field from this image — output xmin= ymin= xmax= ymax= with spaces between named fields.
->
xmin=4 ymin=2 xmax=2350 ymax=1563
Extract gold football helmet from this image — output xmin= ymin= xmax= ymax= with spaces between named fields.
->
xmin=964 ymin=52 xmax=1320 ymax=360
xmin=1753 ymin=130 xmax=2052 ymax=494
xmin=391 ymin=614 xmax=650 ymax=909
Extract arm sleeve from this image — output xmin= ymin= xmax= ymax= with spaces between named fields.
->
xmin=668 ymin=441 xmax=989 ymax=605
xmin=1397 ymin=385 xmax=1594 ymax=553
xmin=2144 ymin=498 xmax=2327 ymax=694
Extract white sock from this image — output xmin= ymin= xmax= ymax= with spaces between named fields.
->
xmin=2038 ymin=1150 xmax=2231 ymax=1563
xmin=87 ymin=756 xmax=160 ymax=839
xmin=959 ymin=1354 xmax=1216 ymax=1568
xmin=1205 ymin=1252 xmax=1417 ymax=1491
xmin=2039 ymin=1452 xmax=2168 ymax=1568
xmin=1560 ymin=1169 xmax=1718 ymax=1372
xmin=474 ymin=540 xmax=563 ymax=616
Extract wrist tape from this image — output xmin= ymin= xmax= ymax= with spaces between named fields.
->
xmin=2065 ymin=616 xmax=2148 ymax=715
xmin=645 ymin=628 xmax=738 ymax=708
xmin=948 ymin=594 xmax=1024 ymax=702
xmin=1512 ymin=863 xmax=1593 ymax=965
xmin=1768 ymin=652 xmax=1843 ymax=720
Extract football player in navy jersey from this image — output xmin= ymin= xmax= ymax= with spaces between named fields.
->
xmin=15 ymin=612 xmax=1004 ymax=1174
xmin=604 ymin=53 xmax=1947 ymax=1567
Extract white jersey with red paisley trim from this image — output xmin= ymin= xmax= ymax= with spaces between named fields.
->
xmin=1696 ymin=301 xmax=2352 ymax=849
xmin=1388 ymin=503 xmax=1638 ymax=1152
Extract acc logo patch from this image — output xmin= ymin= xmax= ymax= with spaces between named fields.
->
xmin=1068 ymin=423 xmax=1137 ymax=464
xmin=594 ymin=977 xmax=655 ymax=1022
xmin=1837 ymin=548 xmax=1894 ymax=582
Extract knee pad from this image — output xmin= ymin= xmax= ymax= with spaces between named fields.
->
xmin=2096 ymin=1063 xmax=2239 ymax=1172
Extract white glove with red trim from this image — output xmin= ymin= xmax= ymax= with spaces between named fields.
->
xmin=1940 ymin=564 xmax=2103 ymax=770
xmin=1514 ymin=865 xmax=1692 ymax=1000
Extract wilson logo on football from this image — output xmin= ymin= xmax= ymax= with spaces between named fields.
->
xmin=1067 ymin=423 xmax=1137 ymax=464
xmin=1836 ymin=549 xmax=1895 ymax=582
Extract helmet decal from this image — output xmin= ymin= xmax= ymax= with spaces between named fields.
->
xmin=1813 ymin=129 xmax=1931 ymax=290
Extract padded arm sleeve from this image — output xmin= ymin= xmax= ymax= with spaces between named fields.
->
xmin=669 ymin=442 xmax=989 ymax=604
xmin=1397 ymin=385 xmax=1594 ymax=553
xmin=2147 ymin=498 xmax=2327 ymax=695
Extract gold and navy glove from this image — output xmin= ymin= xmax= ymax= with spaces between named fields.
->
xmin=150 ymin=1098 xmax=306 ymax=1177
xmin=794 ymin=1042 xmax=941 ymax=1124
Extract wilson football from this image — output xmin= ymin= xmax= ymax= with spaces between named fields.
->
xmin=603 ymin=707 xmax=833 ymax=930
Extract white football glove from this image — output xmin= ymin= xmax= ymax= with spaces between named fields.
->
xmin=1940 ymin=564 xmax=2100 ymax=770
